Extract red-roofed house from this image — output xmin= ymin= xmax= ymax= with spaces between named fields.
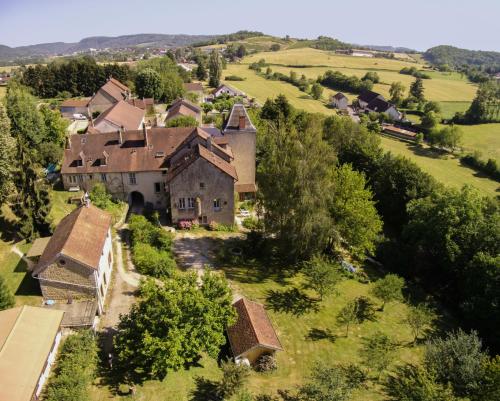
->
xmin=91 ymin=100 xmax=145 ymax=133
xmin=227 ymin=298 xmax=283 ymax=365
xmin=88 ymin=77 xmax=131 ymax=115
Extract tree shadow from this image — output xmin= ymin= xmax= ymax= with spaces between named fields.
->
xmin=265 ymin=287 xmax=320 ymax=316
xmin=306 ymin=328 xmax=337 ymax=343
xmin=189 ymin=376 xmax=221 ymax=401
xmin=14 ymin=260 xmax=41 ymax=297
xmin=0 ymin=211 xmax=18 ymax=242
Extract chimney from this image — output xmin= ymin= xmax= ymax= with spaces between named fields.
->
xmin=239 ymin=115 xmax=246 ymax=130
xmin=118 ymin=126 xmax=124 ymax=145
xmin=207 ymin=136 xmax=213 ymax=151
xmin=66 ymin=136 xmax=71 ymax=150
xmin=143 ymin=123 xmax=149 ymax=147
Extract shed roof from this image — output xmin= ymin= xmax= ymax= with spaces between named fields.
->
xmin=227 ymin=298 xmax=283 ymax=359
xmin=26 ymin=237 xmax=51 ymax=259
xmin=0 ymin=306 xmax=64 ymax=401
xmin=33 ymin=204 xmax=111 ymax=273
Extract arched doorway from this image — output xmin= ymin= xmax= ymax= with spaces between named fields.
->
xmin=129 ymin=191 xmax=145 ymax=214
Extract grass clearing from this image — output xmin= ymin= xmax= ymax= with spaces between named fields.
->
xmin=379 ymin=136 xmax=499 ymax=197
xmin=438 ymin=101 xmax=471 ymax=119
xmin=457 ymin=123 xmax=500 ymax=163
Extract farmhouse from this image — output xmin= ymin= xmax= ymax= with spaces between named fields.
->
xmin=89 ymin=100 xmax=145 ymax=133
xmin=357 ymin=90 xmax=384 ymax=109
xmin=165 ymin=98 xmax=202 ymax=124
xmin=32 ymin=204 xmax=113 ymax=318
xmin=212 ymin=84 xmax=245 ymax=98
xmin=0 ymin=306 xmax=64 ymax=401
xmin=382 ymin=124 xmax=418 ymax=140
xmin=88 ymin=77 xmax=131 ymax=114
xmin=227 ymin=298 xmax=283 ymax=365
xmin=330 ymin=92 xmax=349 ymax=110
xmin=365 ymin=98 xmax=402 ymax=120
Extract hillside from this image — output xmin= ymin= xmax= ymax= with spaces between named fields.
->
xmin=424 ymin=45 xmax=500 ymax=70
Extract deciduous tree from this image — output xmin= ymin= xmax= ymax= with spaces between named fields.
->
xmin=0 ymin=103 xmax=15 ymax=206
xmin=370 ymin=274 xmax=405 ymax=311
xmin=303 ymin=256 xmax=342 ymax=300
xmin=209 ymin=50 xmax=222 ymax=87
xmin=405 ymin=303 xmax=436 ymax=343
xmin=135 ymin=68 xmax=163 ymax=100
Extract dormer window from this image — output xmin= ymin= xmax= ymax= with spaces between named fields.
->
xmin=76 ymin=159 xmax=83 ymax=167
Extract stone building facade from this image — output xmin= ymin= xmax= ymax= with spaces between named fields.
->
xmin=32 ymin=204 xmax=113 ymax=315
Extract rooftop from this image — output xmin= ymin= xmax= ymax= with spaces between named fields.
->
xmin=227 ymin=298 xmax=283 ymax=359
xmin=93 ymin=100 xmax=145 ymax=132
xmin=184 ymin=82 xmax=204 ymax=92
xmin=0 ymin=306 xmax=64 ymax=401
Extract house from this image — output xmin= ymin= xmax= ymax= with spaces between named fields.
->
xmin=330 ymin=92 xmax=349 ymax=110
xmin=88 ymin=77 xmax=131 ymax=115
xmin=227 ymin=298 xmax=283 ymax=365
xmin=222 ymin=104 xmax=257 ymax=199
xmin=212 ymin=84 xmax=245 ymax=98
xmin=357 ymin=90 xmax=384 ymax=109
xmin=126 ymin=97 xmax=155 ymax=114
xmin=184 ymin=82 xmax=205 ymax=102
xmin=165 ymin=98 xmax=202 ymax=124
xmin=59 ymin=98 xmax=91 ymax=118
xmin=32 ymin=204 xmax=113 ymax=317
xmin=352 ymin=50 xmax=374 ymax=57
xmin=89 ymin=100 xmax=145 ymax=133
xmin=365 ymin=98 xmax=402 ymax=120
xmin=61 ymin=126 xmax=238 ymax=226
xmin=0 ymin=306 xmax=64 ymax=401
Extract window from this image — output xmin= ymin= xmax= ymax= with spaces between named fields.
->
xmin=68 ymin=175 xmax=76 ymax=184
xmin=213 ymin=198 xmax=221 ymax=211
xmin=76 ymin=159 xmax=83 ymax=167
xmin=154 ymin=182 xmax=161 ymax=193
xmin=161 ymin=170 xmax=167 ymax=176
xmin=100 ymin=284 xmax=105 ymax=298
xmin=103 ymin=272 xmax=107 ymax=286
xmin=108 ymin=252 xmax=112 ymax=265
xmin=77 ymin=174 xmax=83 ymax=182
xmin=101 ymin=173 xmax=107 ymax=182
xmin=163 ymin=182 xmax=168 ymax=192
xmin=129 ymin=173 xmax=136 ymax=185
xmin=199 ymin=182 xmax=205 ymax=189
xmin=202 ymin=215 xmax=208 ymax=224
xmin=88 ymin=174 xmax=93 ymax=180
xmin=187 ymin=197 xmax=195 ymax=209
xmin=58 ymin=259 xmax=66 ymax=266
xmin=178 ymin=198 xmax=186 ymax=210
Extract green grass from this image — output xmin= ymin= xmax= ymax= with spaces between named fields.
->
xmin=457 ymin=123 xmax=500 ymax=163
xmin=0 ymin=86 xmax=6 ymax=99
xmin=49 ymin=188 xmax=82 ymax=225
xmin=379 ymin=136 xmax=499 ymax=197
xmin=438 ymin=101 xmax=471 ymax=119
xmin=90 ymin=249 xmax=454 ymax=401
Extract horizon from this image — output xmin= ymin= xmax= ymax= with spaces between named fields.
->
xmin=1 ymin=0 xmax=499 ymax=52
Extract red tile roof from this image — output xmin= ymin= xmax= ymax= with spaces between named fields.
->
xmin=60 ymin=98 xmax=90 ymax=108
xmin=165 ymin=99 xmax=201 ymax=121
xmin=126 ymin=98 xmax=155 ymax=109
xmin=34 ymin=204 xmax=111 ymax=273
xmin=93 ymin=100 xmax=145 ymax=132
xmin=227 ymin=298 xmax=283 ymax=358
xmin=98 ymin=78 xmax=130 ymax=103
xmin=184 ymin=82 xmax=204 ymax=92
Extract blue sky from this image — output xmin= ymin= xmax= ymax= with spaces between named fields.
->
xmin=0 ymin=0 xmax=499 ymax=51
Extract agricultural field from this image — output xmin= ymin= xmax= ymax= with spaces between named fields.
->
xmin=379 ymin=136 xmax=499 ymax=197
xmin=438 ymin=101 xmax=470 ymax=119
xmin=458 ymin=123 xmax=500 ymax=163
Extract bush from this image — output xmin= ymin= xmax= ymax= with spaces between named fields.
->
xmin=225 ymin=75 xmax=245 ymax=81
xmin=461 ymin=153 xmax=500 ymax=181
xmin=209 ymin=221 xmax=236 ymax=232
xmin=178 ymin=219 xmax=199 ymax=230
xmin=132 ymin=242 xmax=176 ymax=277
xmin=128 ymin=214 xmax=174 ymax=251
xmin=242 ymin=217 xmax=262 ymax=230
xmin=165 ymin=115 xmax=199 ymax=127
xmin=44 ymin=331 xmax=98 ymax=401
xmin=255 ymin=354 xmax=278 ymax=372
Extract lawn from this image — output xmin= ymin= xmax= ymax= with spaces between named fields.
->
xmin=90 ymin=240 xmax=453 ymax=401
xmin=438 ymin=101 xmax=471 ymax=119
xmin=379 ymin=136 xmax=499 ymax=197
xmin=0 ymin=86 xmax=6 ymax=99
xmin=457 ymin=123 xmax=500 ymax=163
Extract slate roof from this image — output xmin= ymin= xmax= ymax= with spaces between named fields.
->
xmin=223 ymin=104 xmax=256 ymax=132
xmin=227 ymin=298 xmax=283 ymax=358
xmin=33 ymin=204 xmax=112 ymax=273
xmin=358 ymin=90 xmax=383 ymax=104
xmin=0 ymin=306 xmax=64 ymax=401
xmin=93 ymin=100 xmax=145 ymax=132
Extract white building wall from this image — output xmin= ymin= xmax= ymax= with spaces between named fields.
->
xmin=95 ymin=228 xmax=113 ymax=313
xmin=35 ymin=330 xmax=62 ymax=398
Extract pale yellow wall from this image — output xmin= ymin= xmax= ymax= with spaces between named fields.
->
xmin=224 ymin=131 xmax=256 ymax=187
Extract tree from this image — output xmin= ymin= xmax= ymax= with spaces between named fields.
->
xmin=370 ymin=274 xmax=405 ymax=311
xmin=389 ymin=82 xmax=405 ymax=105
xmin=476 ymin=356 xmax=500 ymax=401
xmin=303 ymin=256 xmax=342 ymax=300
xmin=236 ymin=44 xmax=247 ymax=58
xmin=362 ymin=72 xmax=380 ymax=83
xmin=464 ymin=81 xmax=500 ymax=123
xmin=361 ymin=332 xmax=395 ymax=377
xmin=0 ymin=275 xmax=14 ymax=310
xmin=384 ymin=364 xmax=460 ymax=401
xmin=165 ymin=115 xmax=199 ymax=127
xmin=298 ymin=362 xmax=363 ymax=401
xmin=217 ymin=360 xmax=250 ymax=399
xmin=135 ymin=68 xmax=163 ymax=100
xmin=196 ymin=59 xmax=208 ymax=81
xmin=114 ymin=273 xmax=236 ymax=379
xmin=424 ymin=101 xmax=442 ymax=114
xmin=0 ymin=103 xmax=15 ymax=206
xmin=209 ymin=50 xmax=222 ymax=87
xmin=421 ymin=110 xmax=440 ymax=130
xmin=336 ymin=299 xmax=359 ymax=337
xmin=410 ymin=77 xmax=425 ymax=102
xmin=311 ymin=83 xmax=323 ymax=100
xmin=405 ymin=303 xmax=436 ymax=343
xmin=270 ymin=44 xmax=281 ymax=52
xmin=424 ymin=330 xmax=487 ymax=397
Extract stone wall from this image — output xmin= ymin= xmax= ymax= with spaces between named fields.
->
xmin=224 ymin=130 xmax=256 ymax=188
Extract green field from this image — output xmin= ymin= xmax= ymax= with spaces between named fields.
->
xmin=438 ymin=101 xmax=471 ymax=119
xmin=458 ymin=123 xmax=500 ymax=163
xmin=379 ymin=136 xmax=499 ymax=197
xmin=0 ymin=86 xmax=6 ymax=99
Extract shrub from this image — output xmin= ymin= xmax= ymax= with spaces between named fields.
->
xmin=178 ymin=219 xmax=193 ymax=230
xmin=225 ymin=75 xmax=245 ymax=81
xmin=242 ymin=217 xmax=262 ymax=230
xmin=132 ymin=242 xmax=176 ymax=277
xmin=165 ymin=115 xmax=199 ymax=127
xmin=255 ymin=354 xmax=278 ymax=372
xmin=209 ymin=221 xmax=236 ymax=232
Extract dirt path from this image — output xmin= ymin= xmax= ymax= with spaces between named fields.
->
xmin=10 ymin=244 xmax=34 ymax=270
